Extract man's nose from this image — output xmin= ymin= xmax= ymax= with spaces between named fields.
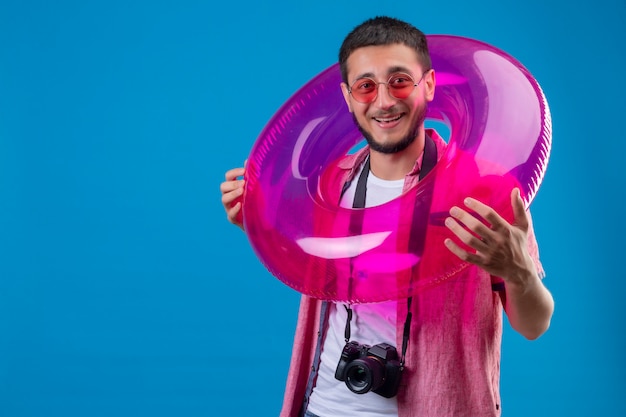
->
xmin=374 ymin=83 xmax=397 ymax=107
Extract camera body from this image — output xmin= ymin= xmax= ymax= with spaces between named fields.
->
xmin=334 ymin=341 xmax=403 ymax=398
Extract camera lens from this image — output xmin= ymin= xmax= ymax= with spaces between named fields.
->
xmin=346 ymin=364 xmax=369 ymax=392
xmin=344 ymin=358 xmax=384 ymax=394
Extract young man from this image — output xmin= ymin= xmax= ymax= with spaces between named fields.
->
xmin=220 ymin=16 xmax=554 ymax=417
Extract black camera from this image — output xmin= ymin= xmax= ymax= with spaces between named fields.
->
xmin=334 ymin=341 xmax=403 ymax=398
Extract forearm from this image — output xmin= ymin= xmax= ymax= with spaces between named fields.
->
xmin=503 ymin=271 xmax=554 ymax=340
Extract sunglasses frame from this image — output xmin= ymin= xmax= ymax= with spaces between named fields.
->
xmin=348 ymin=70 xmax=431 ymax=103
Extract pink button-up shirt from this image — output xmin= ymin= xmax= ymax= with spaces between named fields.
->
xmin=279 ymin=130 xmax=544 ymax=417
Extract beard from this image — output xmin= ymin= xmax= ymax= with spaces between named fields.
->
xmin=354 ymin=104 xmax=427 ymax=154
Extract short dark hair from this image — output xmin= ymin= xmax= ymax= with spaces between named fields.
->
xmin=338 ymin=16 xmax=431 ymax=84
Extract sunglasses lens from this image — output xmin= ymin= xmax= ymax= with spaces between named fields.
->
xmin=351 ymin=78 xmax=377 ymax=103
xmin=388 ymin=74 xmax=415 ymax=99
xmin=350 ymin=73 xmax=416 ymax=103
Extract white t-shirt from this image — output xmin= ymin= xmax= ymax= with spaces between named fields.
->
xmin=306 ymin=163 xmax=404 ymax=417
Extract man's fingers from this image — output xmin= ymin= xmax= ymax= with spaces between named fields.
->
xmin=221 ymin=182 xmax=244 ymax=205
xmin=462 ymin=197 xmax=507 ymax=231
xmin=224 ymin=167 xmax=245 ymax=181
xmin=445 ymin=215 xmax=489 ymax=251
xmin=226 ymin=201 xmax=242 ymax=224
xmin=511 ymin=188 xmax=529 ymax=231
xmin=448 ymin=204 xmax=493 ymax=240
xmin=220 ymin=178 xmax=244 ymax=194
xmin=444 ymin=237 xmax=483 ymax=265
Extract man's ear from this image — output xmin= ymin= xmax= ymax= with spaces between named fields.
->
xmin=340 ymin=82 xmax=353 ymax=113
xmin=424 ymin=69 xmax=436 ymax=102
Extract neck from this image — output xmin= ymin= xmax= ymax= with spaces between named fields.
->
xmin=368 ymin=131 xmax=425 ymax=180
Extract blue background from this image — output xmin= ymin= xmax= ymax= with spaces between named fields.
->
xmin=1 ymin=1 xmax=624 ymax=416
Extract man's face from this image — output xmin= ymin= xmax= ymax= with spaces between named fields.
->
xmin=341 ymin=44 xmax=435 ymax=154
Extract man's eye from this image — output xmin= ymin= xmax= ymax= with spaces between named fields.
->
xmin=355 ymin=80 xmax=375 ymax=90
xmin=390 ymin=76 xmax=413 ymax=87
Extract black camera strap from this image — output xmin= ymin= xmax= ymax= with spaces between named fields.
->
xmin=343 ymin=134 xmax=437 ymax=368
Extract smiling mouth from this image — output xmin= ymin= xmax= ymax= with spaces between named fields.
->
xmin=373 ymin=114 xmax=403 ymax=123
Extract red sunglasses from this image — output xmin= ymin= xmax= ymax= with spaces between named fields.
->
xmin=348 ymin=70 xmax=430 ymax=103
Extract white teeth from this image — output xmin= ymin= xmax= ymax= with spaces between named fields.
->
xmin=374 ymin=115 xmax=402 ymax=123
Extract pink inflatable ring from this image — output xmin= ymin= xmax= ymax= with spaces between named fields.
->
xmin=243 ymin=35 xmax=551 ymax=303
